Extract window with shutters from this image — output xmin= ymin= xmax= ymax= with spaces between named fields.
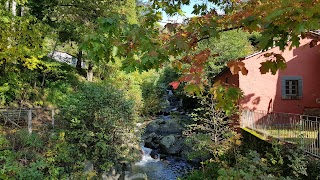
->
xmin=281 ymin=76 xmax=302 ymax=99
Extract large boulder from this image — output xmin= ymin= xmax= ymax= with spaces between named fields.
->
xmin=160 ymin=135 xmax=176 ymax=150
xmin=165 ymin=137 xmax=184 ymax=155
xmin=144 ymin=132 xmax=161 ymax=149
xmin=159 ymin=135 xmax=185 ymax=155
xmin=145 ymin=117 xmax=183 ymax=135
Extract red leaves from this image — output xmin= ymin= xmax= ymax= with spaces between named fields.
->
xmin=169 ymin=81 xmax=180 ymax=89
xmin=193 ymin=50 xmax=211 ymax=66
xmin=227 ymin=60 xmax=248 ymax=75
xmin=169 ymin=49 xmax=212 ymax=93
xmin=179 ymin=74 xmax=202 ymax=84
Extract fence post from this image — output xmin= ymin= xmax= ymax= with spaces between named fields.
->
xmin=27 ymin=109 xmax=32 ymax=134
xmin=51 ymin=109 xmax=55 ymax=127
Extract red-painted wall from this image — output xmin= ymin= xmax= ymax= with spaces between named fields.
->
xmin=214 ymin=69 xmax=239 ymax=87
xmin=238 ymin=38 xmax=320 ymax=114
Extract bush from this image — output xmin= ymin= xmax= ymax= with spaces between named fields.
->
xmin=59 ymin=82 xmax=140 ymax=172
xmin=184 ymin=90 xmax=239 ymax=160
xmin=306 ymin=159 xmax=320 ymax=180
xmin=217 ymin=150 xmax=279 ymax=180
xmin=140 ymin=71 xmax=164 ymax=115
xmin=0 ymin=57 xmax=81 ymax=107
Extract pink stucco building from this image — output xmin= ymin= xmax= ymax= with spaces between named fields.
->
xmin=214 ymin=37 xmax=320 ymax=115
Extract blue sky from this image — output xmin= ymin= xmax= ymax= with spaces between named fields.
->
xmin=160 ymin=0 xmax=219 ymax=25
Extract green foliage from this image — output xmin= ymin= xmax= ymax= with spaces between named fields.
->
xmin=198 ymin=29 xmax=254 ymax=76
xmin=140 ymin=71 xmax=164 ymax=115
xmin=212 ymin=84 xmax=243 ymax=116
xmin=158 ymin=66 xmax=180 ymax=89
xmin=185 ymin=147 xmax=309 ymax=180
xmin=14 ymin=129 xmax=44 ymax=151
xmin=217 ymin=150 xmax=282 ymax=180
xmin=248 ymin=31 xmax=262 ymax=49
xmin=0 ymin=128 xmax=77 ymax=179
xmin=97 ymin=57 xmax=168 ymax=116
xmin=306 ymin=159 xmax=320 ymax=180
xmin=185 ymin=88 xmax=241 ymax=160
xmin=0 ymin=7 xmax=48 ymax=70
xmin=113 ymin=71 xmax=145 ymax=116
xmin=285 ymin=148 xmax=308 ymax=178
xmin=242 ymin=128 xmax=309 ymax=178
xmin=59 ymin=82 xmax=140 ymax=172
xmin=0 ymin=57 xmax=80 ymax=107
xmin=259 ymin=53 xmax=287 ymax=75
xmin=182 ymin=161 xmax=221 ymax=180
xmin=0 ymin=132 xmax=10 ymax=151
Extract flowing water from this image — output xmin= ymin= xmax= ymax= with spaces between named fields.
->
xmin=129 ymin=89 xmax=193 ymax=179
xmin=131 ymin=146 xmax=192 ymax=180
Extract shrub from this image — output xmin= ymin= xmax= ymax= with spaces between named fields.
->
xmin=184 ymin=90 xmax=240 ymax=160
xmin=59 ymin=82 xmax=140 ymax=172
xmin=217 ymin=150 xmax=279 ymax=180
xmin=140 ymin=71 xmax=164 ymax=115
xmin=306 ymin=159 xmax=320 ymax=180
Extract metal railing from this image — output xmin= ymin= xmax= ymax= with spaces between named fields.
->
xmin=0 ymin=108 xmax=57 ymax=134
xmin=241 ymin=110 xmax=320 ymax=158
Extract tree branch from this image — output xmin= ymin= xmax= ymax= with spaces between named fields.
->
xmin=192 ymin=26 xmax=244 ymax=44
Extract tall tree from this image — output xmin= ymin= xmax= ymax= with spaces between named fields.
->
xmin=199 ymin=29 xmax=254 ymax=77
xmin=26 ymin=0 xmax=138 ymax=81
xmin=0 ymin=1 xmax=47 ymax=75
xmin=114 ymin=0 xmax=319 ymax=90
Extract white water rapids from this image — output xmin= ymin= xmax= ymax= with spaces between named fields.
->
xmin=130 ymin=146 xmax=192 ymax=180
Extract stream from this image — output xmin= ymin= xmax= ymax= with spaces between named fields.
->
xmin=131 ymin=146 xmax=192 ymax=180
xmin=128 ymin=90 xmax=194 ymax=180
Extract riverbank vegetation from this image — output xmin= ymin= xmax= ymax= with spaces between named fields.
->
xmin=1 ymin=0 xmax=320 ymax=179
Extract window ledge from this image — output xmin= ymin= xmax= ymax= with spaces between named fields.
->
xmin=282 ymin=96 xmax=302 ymax=100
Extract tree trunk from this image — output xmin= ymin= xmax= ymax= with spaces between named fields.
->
xmin=49 ymin=38 xmax=59 ymax=59
xmin=76 ymin=50 xmax=83 ymax=70
xmin=18 ymin=5 xmax=24 ymax=16
xmin=11 ymin=0 xmax=16 ymax=16
xmin=0 ymin=59 xmax=6 ymax=76
xmin=5 ymin=1 xmax=9 ymax=11
xmin=87 ymin=63 xmax=93 ymax=81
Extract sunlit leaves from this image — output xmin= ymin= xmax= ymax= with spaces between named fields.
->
xmin=227 ymin=60 xmax=248 ymax=75
xmin=238 ymin=0 xmax=320 ymax=51
xmin=210 ymin=81 xmax=243 ymax=116
xmin=0 ymin=10 xmax=48 ymax=71
xmin=23 ymin=56 xmax=41 ymax=70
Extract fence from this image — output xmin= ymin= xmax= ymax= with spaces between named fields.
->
xmin=241 ymin=110 xmax=320 ymax=158
xmin=0 ymin=108 xmax=57 ymax=134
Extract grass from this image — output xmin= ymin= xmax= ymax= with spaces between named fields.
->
xmin=245 ymin=126 xmax=320 ymax=157
xmin=265 ymin=128 xmax=318 ymax=145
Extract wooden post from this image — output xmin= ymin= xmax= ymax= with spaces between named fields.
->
xmin=27 ymin=109 xmax=32 ymax=134
xmin=51 ymin=109 xmax=55 ymax=127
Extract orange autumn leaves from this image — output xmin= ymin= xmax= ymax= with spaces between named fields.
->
xmin=227 ymin=60 xmax=248 ymax=76
xmin=170 ymin=49 xmax=211 ymax=92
